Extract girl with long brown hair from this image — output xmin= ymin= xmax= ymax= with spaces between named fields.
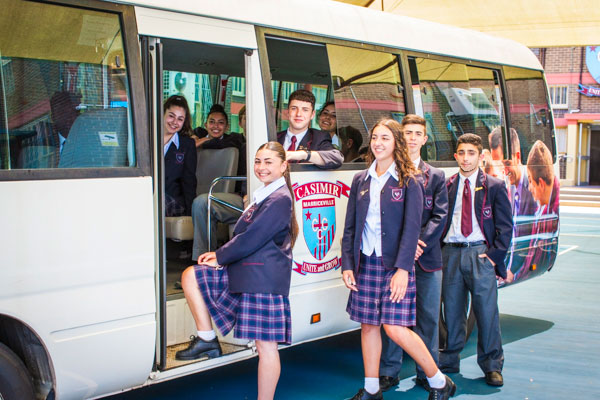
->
xmin=342 ymin=119 xmax=456 ymax=400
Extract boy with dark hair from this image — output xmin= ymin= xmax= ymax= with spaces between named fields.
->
xmin=379 ymin=114 xmax=449 ymax=393
xmin=277 ymin=89 xmax=343 ymax=169
xmin=440 ymin=133 xmax=512 ymax=387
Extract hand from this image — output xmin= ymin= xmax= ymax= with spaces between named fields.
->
xmin=193 ymin=136 xmax=210 ymax=148
xmin=414 ymin=239 xmax=426 ymax=260
xmin=242 ymin=195 xmax=249 ymax=208
xmin=285 ymin=150 xmax=302 ymax=161
xmin=389 ymin=269 xmax=408 ymax=303
xmin=498 ymin=269 xmax=514 ymax=285
xmin=479 ymin=253 xmax=496 ymax=267
xmin=342 ymin=270 xmax=358 ymax=292
xmin=198 ymin=251 xmax=218 ymax=267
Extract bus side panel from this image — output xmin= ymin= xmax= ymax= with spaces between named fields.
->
xmin=0 ymin=177 xmax=156 ymax=400
xmin=288 ymin=169 xmax=359 ymax=342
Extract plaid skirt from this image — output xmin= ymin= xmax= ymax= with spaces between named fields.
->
xmin=194 ymin=264 xmax=292 ymax=344
xmin=346 ymin=253 xmax=416 ymax=327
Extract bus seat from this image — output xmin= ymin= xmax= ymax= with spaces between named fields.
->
xmin=58 ymin=108 xmax=129 ymax=168
xmin=165 ymin=147 xmax=239 ymax=241
xmin=18 ymin=146 xmax=58 ymax=169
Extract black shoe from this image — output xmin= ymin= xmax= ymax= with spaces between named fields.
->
xmin=379 ymin=375 xmax=399 ymax=392
xmin=439 ymin=365 xmax=459 ymax=374
xmin=348 ymin=388 xmax=383 ymax=400
xmin=484 ymin=371 xmax=503 ymax=387
xmin=175 ymin=336 xmax=222 ymax=360
xmin=415 ymin=376 xmax=431 ymax=392
xmin=428 ymin=375 xmax=456 ymax=400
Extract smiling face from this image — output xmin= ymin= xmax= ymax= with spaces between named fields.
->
xmin=403 ymin=123 xmax=427 ymax=160
xmin=455 ymin=142 xmax=483 ymax=177
xmin=288 ymin=99 xmax=315 ymax=134
xmin=205 ymin=112 xmax=228 ymax=139
xmin=318 ymin=104 xmax=337 ymax=132
xmin=254 ymin=148 xmax=287 ymax=185
xmin=164 ymin=106 xmax=186 ymax=137
xmin=370 ymin=125 xmax=396 ymax=164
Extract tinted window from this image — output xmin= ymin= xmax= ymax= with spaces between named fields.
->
xmin=410 ymin=58 xmax=503 ymax=161
xmin=503 ymin=66 xmax=555 ymax=161
xmin=0 ymin=0 xmax=135 ymax=170
xmin=328 ymin=44 xmax=405 ymax=158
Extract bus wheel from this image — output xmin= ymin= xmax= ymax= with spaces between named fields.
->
xmin=439 ymin=303 xmax=477 ymax=349
xmin=0 ymin=342 xmax=36 ymax=400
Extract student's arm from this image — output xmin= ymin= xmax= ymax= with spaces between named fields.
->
xmin=182 ymin=139 xmax=197 ymax=215
xmin=485 ymin=183 xmax=513 ymax=270
xmin=215 ymin=194 xmax=292 ymax=266
xmin=394 ymin=178 xmax=424 ymax=272
xmin=341 ymin=174 xmax=360 ymax=291
xmin=419 ymin=170 xmax=448 ymax=255
xmin=287 ymin=132 xmax=343 ymax=169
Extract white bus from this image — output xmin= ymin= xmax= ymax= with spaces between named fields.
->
xmin=0 ymin=0 xmax=558 ymax=399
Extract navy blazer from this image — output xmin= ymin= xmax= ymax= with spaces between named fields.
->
xmin=342 ymin=169 xmax=424 ymax=274
xmin=416 ymin=161 xmax=448 ymax=272
xmin=164 ymin=134 xmax=197 ymax=215
xmin=277 ymin=128 xmax=343 ymax=169
xmin=443 ymin=169 xmax=513 ymax=278
xmin=215 ymin=186 xmax=293 ymax=296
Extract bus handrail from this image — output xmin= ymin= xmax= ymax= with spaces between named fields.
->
xmin=207 ymin=176 xmax=247 ymax=250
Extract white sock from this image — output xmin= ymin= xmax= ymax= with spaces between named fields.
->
xmin=364 ymin=377 xmax=380 ymax=394
xmin=427 ymin=369 xmax=446 ymax=389
xmin=197 ymin=330 xmax=216 ymax=341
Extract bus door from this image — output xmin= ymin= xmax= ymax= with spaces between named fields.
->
xmin=0 ymin=0 xmax=155 ymax=398
xmin=135 ymin=6 xmax=268 ymax=374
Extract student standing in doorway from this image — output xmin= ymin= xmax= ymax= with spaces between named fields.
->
xmin=379 ymin=115 xmax=448 ymax=393
xmin=439 ymin=133 xmax=512 ymax=387
xmin=342 ymin=119 xmax=456 ymax=400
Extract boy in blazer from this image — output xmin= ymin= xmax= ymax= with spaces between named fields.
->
xmin=276 ymin=89 xmax=343 ymax=169
xmin=439 ymin=133 xmax=512 ymax=387
xmin=379 ymin=115 xmax=448 ymax=392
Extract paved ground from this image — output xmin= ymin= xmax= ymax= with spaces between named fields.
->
xmin=107 ymin=207 xmax=599 ymax=399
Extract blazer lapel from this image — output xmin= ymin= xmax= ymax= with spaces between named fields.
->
xmin=474 ymin=169 xmax=485 ymax=227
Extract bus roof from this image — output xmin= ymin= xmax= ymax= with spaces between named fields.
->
xmin=120 ymin=0 xmax=542 ymax=71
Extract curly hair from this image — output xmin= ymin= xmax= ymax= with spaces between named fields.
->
xmin=365 ymin=118 xmax=418 ymax=187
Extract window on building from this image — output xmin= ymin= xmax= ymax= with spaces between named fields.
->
xmin=0 ymin=0 xmax=135 ymax=170
xmin=549 ymin=85 xmax=568 ymax=109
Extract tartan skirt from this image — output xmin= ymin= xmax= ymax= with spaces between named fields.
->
xmin=194 ymin=264 xmax=292 ymax=344
xmin=346 ymin=253 xmax=416 ymax=327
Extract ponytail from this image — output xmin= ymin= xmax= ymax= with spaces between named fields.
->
xmin=256 ymin=141 xmax=299 ymax=247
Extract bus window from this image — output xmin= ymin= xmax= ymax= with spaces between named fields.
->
xmin=503 ymin=66 xmax=555 ymax=162
xmin=265 ymin=37 xmax=331 ymax=133
xmin=327 ymin=44 xmax=406 ymax=160
xmin=0 ymin=0 xmax=135 ymax=170
xmin=409 ymin=58 xmax=503 ymax=162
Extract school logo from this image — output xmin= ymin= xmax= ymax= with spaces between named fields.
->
xmin=243 ymin=206 xmax=255 ymax=222
xmin=391 ymin=187 xmax=404 ymax=202
xmin=175 ymin=152 xmax=185 ymax=164
xmin=483 ymin=206 xmax=492 ymax=219
xmin=292 ymin=180 xmax=350 ymax=275
xmin=425 ymin=195 xmax=433 ymax=209
xmin=586 ymin=46 xmax=600 ymax=85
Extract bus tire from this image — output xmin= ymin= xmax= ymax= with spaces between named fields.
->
xmin=0 ymin=342 xmax=36 ymax=400
xmin=439 ymin=305 xmax=477 ymax=349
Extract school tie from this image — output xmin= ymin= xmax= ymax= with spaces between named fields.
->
xmin=288 ymin=135 xmax=297 ymax=151
xmin=461 ymin=178 xmax=473 ymax=237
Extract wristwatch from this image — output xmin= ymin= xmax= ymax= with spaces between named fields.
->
xmin=305 ymin=150 xmax=312 ymax=162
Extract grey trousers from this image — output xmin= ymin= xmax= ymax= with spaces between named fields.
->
xmin=191 ymin=192 xmax=243 ymax=260
xmin=439 ymin=244 xmax=504 ymax=373
xmin=380 ymin=267 xmax=442 ymax=379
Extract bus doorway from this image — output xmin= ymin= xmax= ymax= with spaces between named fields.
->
xmin=137 ymin=8 xmax=267 ymax=373
xmin=589 ymin=128 xmax=600 ymax=186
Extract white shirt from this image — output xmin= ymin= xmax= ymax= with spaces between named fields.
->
xmin=413 ymin=157 xmax=421 ymax=170
xmin=332 ymin=134 xmax=340 ymax=148
xmin=163 ymin=132 xmax=180 ymax=156
xmin=247 ymin=176 xmax=287 ymax=210
xmin=444 ymin=171 xmax=486 ymax=243
xmin=284 ymin=129 xmax=308 ymax=150
xmin=58 ymin=133 xmax=67 ymax=155
xmin=361 ymin=161 xmax=398 ymax=257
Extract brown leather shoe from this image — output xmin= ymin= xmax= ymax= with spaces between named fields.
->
xmin=485 ymin=371 xmax=504 ymax=386
xmin=379 ymin=375 xmax=399 ymax=392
